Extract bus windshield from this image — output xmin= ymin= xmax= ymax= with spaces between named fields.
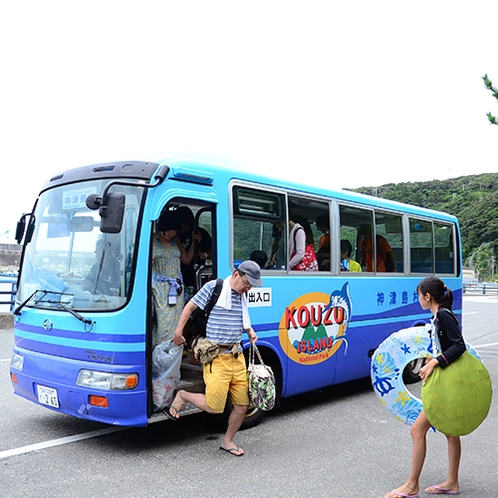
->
xmin=17 ymin=179 xmax=145 ymax=311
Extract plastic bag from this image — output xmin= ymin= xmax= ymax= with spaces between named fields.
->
xmin=152 ymin=340 xmax=183 ymax=411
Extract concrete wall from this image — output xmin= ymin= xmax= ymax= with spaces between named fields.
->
xmin=0 ymin=243 xmax=22 ymax=267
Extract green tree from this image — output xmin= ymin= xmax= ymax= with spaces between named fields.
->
xmin=469 ymin=243 xmax=496 ymax=282
xmin=351 ymin=173 xmax=498 ymax=264
xmin=482 ymin=74 xmax=498 ymax=126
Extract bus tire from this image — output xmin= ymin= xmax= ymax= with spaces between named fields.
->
xmin=402 ymin=358 xmax=424 ymax=384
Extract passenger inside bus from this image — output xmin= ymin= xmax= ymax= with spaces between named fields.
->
xmin=151 ymin=209 xmax=203 ymax=348
xmin=250 ymin=250 xmax=268 ymax=269
xmin=267 ymin=221 xmax=286 ymax=269
xmin=83 ymin=238 xmax=120 ymax=295
xmin=358 ymin=224 xmax=396 ymax=272
xmin=289 ymin=214 xmax=318 ymax=271
xmin=176 ymin=206 xmax=212 ymax=290
xmin=315 ymin=213 xmax=331 ymax=270
xmin=340 ymin=239 xmax=362 ymax=272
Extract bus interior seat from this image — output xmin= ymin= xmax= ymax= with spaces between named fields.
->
xmin=435 ymin=262 xmax=453 ymax=273
xmin=411 ymin=264 xmax=433 ymax=273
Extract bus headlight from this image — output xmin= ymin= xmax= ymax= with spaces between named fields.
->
xmin=76 ymin=370 xmax=138 ymax=390
xmin=11 ymin=352 xmax=24 ymax=371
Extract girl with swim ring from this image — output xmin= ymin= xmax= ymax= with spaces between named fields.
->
xmin=385 ymin=276 xmax=465 ymax=498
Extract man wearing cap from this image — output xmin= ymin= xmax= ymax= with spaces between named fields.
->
xmin=167 ymin=260 xmax=263 ymax=456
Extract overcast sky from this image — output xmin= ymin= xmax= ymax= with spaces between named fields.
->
xmin=1 ymin=1 xmax=498 ymax=240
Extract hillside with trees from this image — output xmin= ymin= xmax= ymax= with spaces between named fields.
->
xmin=351 ymin=173 xmax=498 ymax=281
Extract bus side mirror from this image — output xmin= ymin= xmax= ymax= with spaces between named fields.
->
xmin=15 ymin=213 xmax=34 ymax=244
xmin=15 ymin=218 xmax=26 ymax=244
xmin=99 ymin=192 xmax=125 ymax=234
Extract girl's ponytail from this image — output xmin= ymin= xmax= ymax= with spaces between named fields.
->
xmin=440 ymin=285 xmax=453 ymax=310
xmin=417 ymin=276 xmax=453 ymax=310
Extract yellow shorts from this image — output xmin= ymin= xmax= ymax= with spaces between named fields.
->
xmin=203 ymin=352 xmax=249 ymax=414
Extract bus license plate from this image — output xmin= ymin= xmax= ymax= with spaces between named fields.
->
xmin=37 ymin=385 xmax=59 ymax=408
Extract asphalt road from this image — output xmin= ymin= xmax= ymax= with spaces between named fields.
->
xmin=0 ymin=295 xmax=496 ymax=498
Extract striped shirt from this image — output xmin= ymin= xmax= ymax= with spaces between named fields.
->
xmin=192 ymin=279 xmax=244 ymax=345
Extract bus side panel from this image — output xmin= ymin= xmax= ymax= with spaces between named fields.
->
xmin=333 ymin=322 xmax=401 ymax=385
xmin=249 ymin=276 xmax=463 ymax=398
xmin=332 ymin=279 xmax=463 ymax=385
xmin=282 ymin=354 xmax=338 ymax=398
xmin=11 ymin=346 xmax=148 ymax=426
xmin=248 ymin=276 xmax=341 ymax=398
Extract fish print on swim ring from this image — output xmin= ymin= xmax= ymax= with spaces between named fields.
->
xmin=370 ymin=326 xmax=483 ymax=427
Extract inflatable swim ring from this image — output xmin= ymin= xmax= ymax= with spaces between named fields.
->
xmin=370 ymin=326 xmax=483 ymax=427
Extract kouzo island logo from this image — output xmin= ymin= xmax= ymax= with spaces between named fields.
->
xmin=279 ymin=283 xmax=352 ymax=365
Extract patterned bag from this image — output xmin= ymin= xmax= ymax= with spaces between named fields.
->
xmin=247 ymin=344 xmax=276 ymax=411
xmin=294 ymin=243 xmax=319 ymax=271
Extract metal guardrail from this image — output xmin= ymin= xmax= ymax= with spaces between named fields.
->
xmin=2 ymin=277 xmax=496 ymax=309
xmin=463 ymin=282 xmax=498 ymax=295
xmin=0 ymin=275 xmax=17 ymax=312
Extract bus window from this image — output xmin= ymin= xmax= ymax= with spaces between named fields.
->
xmin=288 ymin=196 xmax=330 ymax=272
xmin=434 ymin=222 xmax=455 ymax=274
xmin=232 ymin=186 xmax=286 ymax=270
xmin=375 ymin=212 xmax=402 ymax=272
xmin=17 ymin=182 xmax=142 ymax=310
xmin=410 ymin=218 xmax=433 ymax=273
xmin=339 ymin=205 xmax=374 ymax=272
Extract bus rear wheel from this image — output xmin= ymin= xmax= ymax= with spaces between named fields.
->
xmin=403 ymin=358 xmax=424 ymax=384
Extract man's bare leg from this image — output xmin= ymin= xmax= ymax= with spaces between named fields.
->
xmin=167 ymin=389 xmax=216 ymax=418
xmin=220 ymin=404 xmax=247 ymax=456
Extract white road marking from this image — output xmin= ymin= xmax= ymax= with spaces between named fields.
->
xmin=474 ymin=342 xmax=498 ymax=349
xmin=464 ymin=296 xmax=498 ymax=303
xmin=0 ymin=426 xmax=126 ymax=460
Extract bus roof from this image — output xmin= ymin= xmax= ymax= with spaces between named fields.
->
xmin=41 ymin=155 xmax=458 ymax=224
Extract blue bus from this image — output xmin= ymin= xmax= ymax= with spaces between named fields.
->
xmin=10 ymin=157 xmax=462 ymax=427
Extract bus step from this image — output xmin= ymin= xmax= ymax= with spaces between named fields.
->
xmin=177 ymin=379 xmax=194 ymax=389
xmin=149 ymin=402 xmax=202 ymax=423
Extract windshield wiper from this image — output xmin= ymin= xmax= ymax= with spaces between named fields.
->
xmin=13 ymin=289 xmax=41 ymax=316
xmin=33 ymin=290 xmax=73 ymax=305
xmin=14 ymin=289 xmax=93 ymax=326
xmin=46 ymin=300 xmax=93 ymax=326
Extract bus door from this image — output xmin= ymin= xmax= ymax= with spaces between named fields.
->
xmin=148 ymin=198 xmax=216 ymax=416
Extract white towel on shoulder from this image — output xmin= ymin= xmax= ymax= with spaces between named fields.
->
xmin=216 ymin=275 xmax=251 ymax=330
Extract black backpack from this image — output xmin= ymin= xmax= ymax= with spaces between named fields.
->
xmin=185 ymin=278 xmax=223 ymax=346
